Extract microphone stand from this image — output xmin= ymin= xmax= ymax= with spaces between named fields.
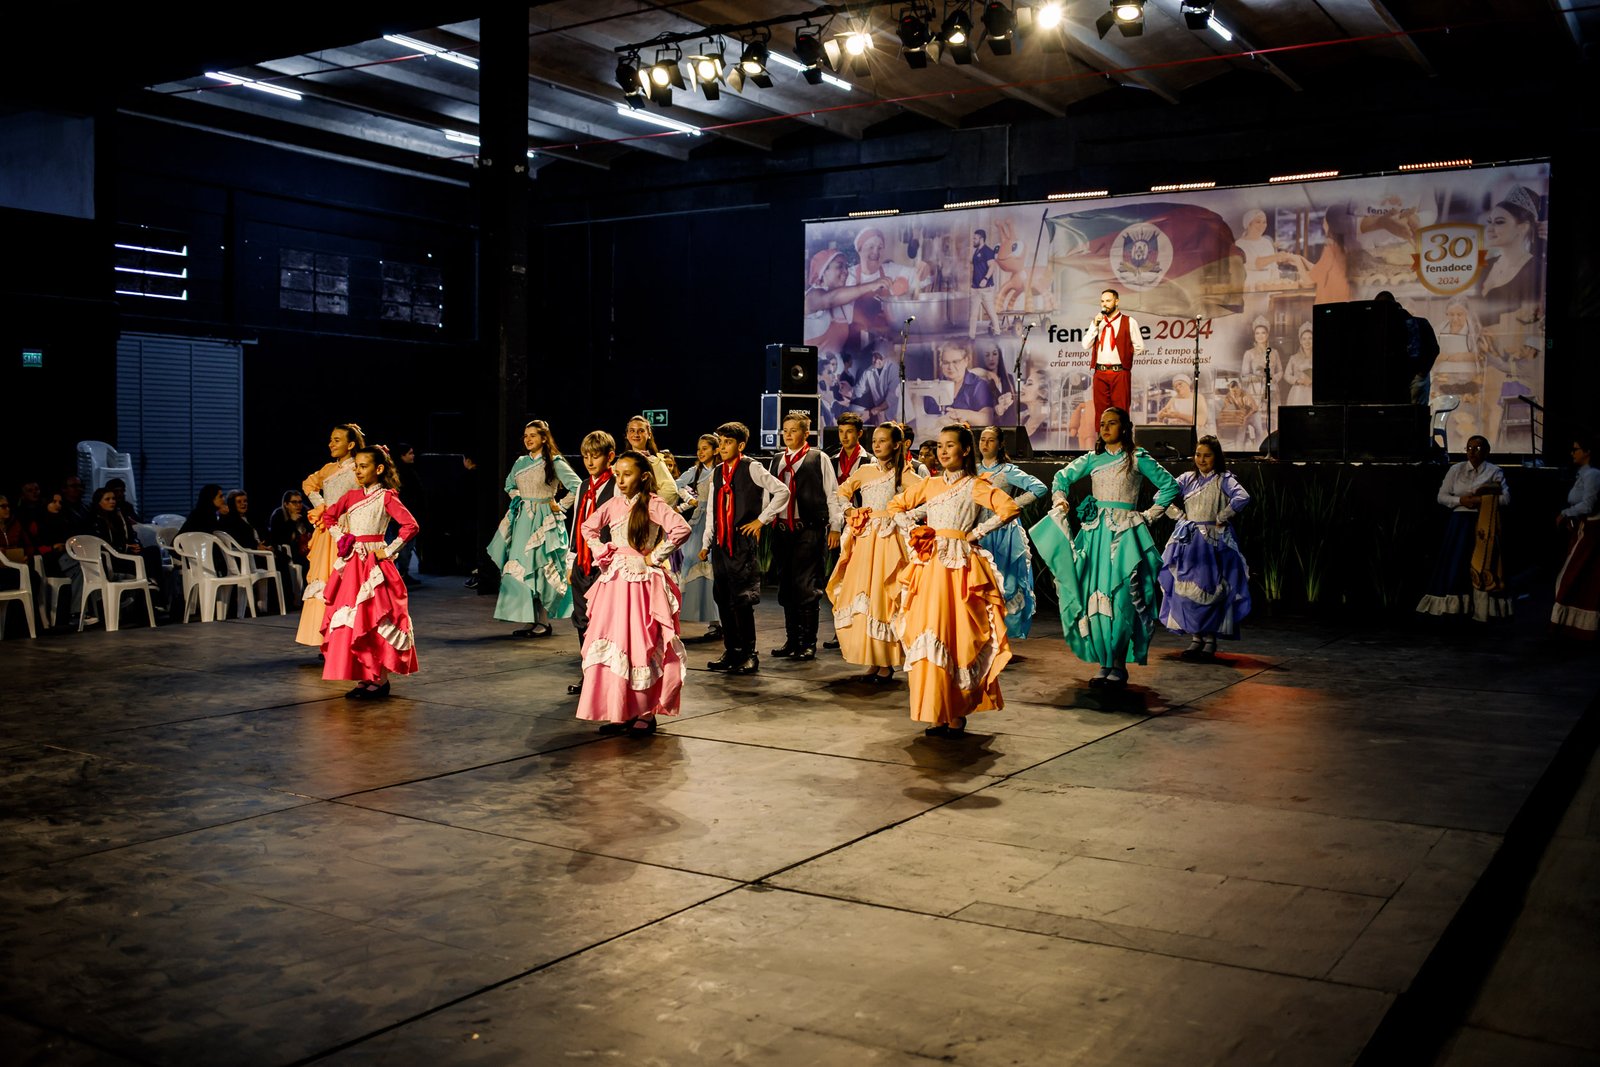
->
xmin=1191 ymin=316 xmax=1203 ymax=456
xmin=1262 ymin=346 xmax=1275 ymax=457
xmin=897 ymin=317 xmax=912 ymax=428
xmin=1012 ymin=321 xmax=1034 ymax=457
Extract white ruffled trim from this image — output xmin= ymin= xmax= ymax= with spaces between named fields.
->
xmin=542 ymin=557 xmax=570 ymax=598
xmin=303 ymin=578 xmax=327 ymax=603
xmin=355 ymin=562 xmax=386 ymax=605
xmin=522 ymin=511 xmax=560 ymax=555
xmin=502 ymin=559 xmax=528 ymax=581
xmin=583 ymin=636 xmax=686 ymax=690
xmin=1077 ymin=591 xmax=1115 ymax=636
xmin=899 ymin=625 xmax=999 ymax=692
xmin=1419 ymin=591 xmax=1511 ymax=622
xmin=376 ymin=617 xmax=414 ymax=651
xmin=933 ymin=534 xmax=972 ymax=569
xmin=1551 ymin=603 xmax=1599 ymax=632
xmin=833 ymin=591 xmax=898 ymax=641
xmin=1171 ymin=578 xmax=1225 ymax=605
xmin=328 ymin=604 xmax=356 ymax=631
xmin=1004 ymin=587 xmax=1027 ymax=615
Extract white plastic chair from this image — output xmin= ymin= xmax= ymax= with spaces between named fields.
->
xmin=66 ymin=535 xmax=155 ymax=632
xmin=213 ymin=530 xmax=287 ymax=615
xmin=0 ymin=554 xmax=38 ymax=639
xmin=31 ymin=556 xmax=73 ymax=629
xmin=77 ymin=441 xmax=138 ymax=513
xmin=172 ymin=532 xmax=256 ymax=622
xmin=151 ymin=514 xmax=186 ymax=529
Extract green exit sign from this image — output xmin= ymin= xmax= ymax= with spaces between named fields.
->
xmin=21 ymin=349 xmax=43 ymax=368
xmin=642 ymin=409 xmax=668 ymax=427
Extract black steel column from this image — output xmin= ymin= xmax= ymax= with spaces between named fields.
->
xmin=473 ymin=9 xmax=531 ymax=585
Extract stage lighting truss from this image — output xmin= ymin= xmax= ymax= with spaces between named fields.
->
xmin=941 ymin=5 xmax=976 ymax=64
xmin=1097 ymin=0 xmax=1145 ymax=39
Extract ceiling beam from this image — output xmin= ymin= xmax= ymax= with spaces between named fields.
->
xmin=1362 ymin=0 xmax=1438 ymax=76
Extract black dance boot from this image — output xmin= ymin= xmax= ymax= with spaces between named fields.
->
xmin=730 ymin=650 xmax=760 ymax=674
xmin=794 ymin=602 xmax=819 ymax=661
xmin=771 ymin=614 xmax=799 ymax=657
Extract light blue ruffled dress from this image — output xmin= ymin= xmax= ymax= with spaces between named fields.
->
xmin=976 ymin=460 xmax=1047 ymax=638
xmin=485 ymin=454 xmax=581 ymax=623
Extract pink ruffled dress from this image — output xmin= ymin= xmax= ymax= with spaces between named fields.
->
xmin=575 ymin=493 xmax=692 ymax=723
xmin=318 ymin=486 xmax=419 ymax=683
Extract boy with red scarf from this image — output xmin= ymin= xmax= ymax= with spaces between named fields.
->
xmin=768 ymin=412 xmax=844 ymax=662
xmin=564 ymin=431 xmax=617 ymax=695
xmin=1083 ymin=288 xmax=1146 ymax=424
xmin=698 ymin=422 xmax=789 ymax=675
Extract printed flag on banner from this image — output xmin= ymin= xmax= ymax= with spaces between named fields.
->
xmin=1045 ymin=202 xmax=1244 ymax=319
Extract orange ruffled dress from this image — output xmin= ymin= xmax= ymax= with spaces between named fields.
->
xmin=295 ymin=456 xmax=358 ymax=646
xmin=888 ymin=473 xmax=1020 ymax=725
xmin=826 ymin=463 xmax=923 ymax=668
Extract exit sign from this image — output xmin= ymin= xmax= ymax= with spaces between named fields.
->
xmin=642 ymin=409 xmax=668 ymax=427
xmin=21 ymin=349 xmax=43 ymax=368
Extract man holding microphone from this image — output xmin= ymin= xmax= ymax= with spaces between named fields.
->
xmin=1084 ymin=288 xmax=1145 ymax=425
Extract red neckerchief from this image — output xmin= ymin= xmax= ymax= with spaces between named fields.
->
xmin=1098 ymin=312 xmax=1123 ymax=357
xmin=838 ymin=444 xmax=862 ymax=480
xmin=717 ymin=456 xmax=741 ymax=551
xmin=781 ymin=445 xmax=809 ymax=524
xmin=574 ymin=471 xmax=612 ymax=571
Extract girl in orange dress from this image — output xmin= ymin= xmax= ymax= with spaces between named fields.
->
xmin=826 ymin=422 xmax=923 ymax=683
xmin=887 ymin=424 xmax=1020 ymax=736
xmin=295 ymin=422 xmax=363 ymax=647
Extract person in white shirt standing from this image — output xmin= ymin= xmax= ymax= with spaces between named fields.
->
xmin=1083 ymin=288 xmax=1145 ymax=427
xmin=1417 ymin=436 xmax=1511 ymax=622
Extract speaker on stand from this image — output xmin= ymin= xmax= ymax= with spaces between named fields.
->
xmin=766 ymin=343 xmax=818 ymax=394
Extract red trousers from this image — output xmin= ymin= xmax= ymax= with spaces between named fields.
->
xmin=1092 ymin=365 xmax=1131 ymax=426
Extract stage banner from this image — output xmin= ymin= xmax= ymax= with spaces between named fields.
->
xmin=802 ymin=162 xmax=1548 ymax=453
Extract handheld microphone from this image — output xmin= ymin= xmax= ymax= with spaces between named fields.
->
xmin=904 ymin=316 xmax=916 ymax=324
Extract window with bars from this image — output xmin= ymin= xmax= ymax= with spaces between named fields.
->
xmin=279 ymin=248 xmax=350 ymax=315
xmin=380 ymin=261 xmax=444 ymax=326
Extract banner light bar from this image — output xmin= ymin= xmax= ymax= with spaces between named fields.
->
xmin=1150 ymin=181 xmax=1216 ymax=192
xmin=944 ymin=197 xmax=1001 ymax=210
xmin=1398 ymin=158 xmax=1473 ymax=172
xmin=1268 ymin=170 xmax=1339 ymax=183
xmin=848 ymin=208 xmax=900 ymax=218
xmin=1047 ymin=190 xmax=1110 ymax=201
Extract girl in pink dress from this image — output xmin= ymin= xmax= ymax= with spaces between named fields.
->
xmin=575 ymin=450 xmax=693 ymax=735
xmin=318 ymin=446 xmax=419 ymax=699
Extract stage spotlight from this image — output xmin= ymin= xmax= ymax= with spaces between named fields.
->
xmin=1036 ymin=1 xmax=1064 ymax=29
xmin=941 ymin=7 xmax=975 ymax=63
xmin=1096 ymin=0 xmax=1145 ymax=39
xmin=899 ymin=5 xmax=937 ymax=67
xmin=795 ymin=24 xmax=826 ymax=68
xmin=615 ymin=54 xmax=640 ymax=93
xmin=831 ymin=19 xmax=874 ymax=76
xmin=648 ymin=49 xmax=684 ymax=105
xmin=738 ymin=38 xmax=773 ymax=88
xmin=982 ymin=2 xmax=1016 ymax=56
xmin=1179 ymin=1 xmax=1215 ymax=31
xmin=689 ymin=45 xmax=724 ymax=100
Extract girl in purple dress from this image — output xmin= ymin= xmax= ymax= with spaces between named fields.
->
xmin=1157 ymin=436 xmax=1252 ymax=659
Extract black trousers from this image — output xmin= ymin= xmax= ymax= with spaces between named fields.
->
xmin=771 ymin=524 xmax=824 ymax=608
xmin=712 ymin=540 xmax=760 ymax=653
xmin=570 ymin=564 xmax=600 ymax=649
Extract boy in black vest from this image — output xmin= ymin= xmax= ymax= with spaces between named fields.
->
xmin=769 ymin=412 xmax=844 ymax=661
xmin=699 ymin=421 xmax=789 ymax=674
xmin=564 ymin=430 xmax=616 ymax=695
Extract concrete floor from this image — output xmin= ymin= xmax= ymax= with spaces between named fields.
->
xmin=0 ymin=582 xmax=1594 ymax=1066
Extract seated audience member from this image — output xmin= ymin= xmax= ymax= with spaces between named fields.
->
xmin=105 ymin=478 xmax=140 ymax=522
xmin=179 ymin=485 xmax=226 ymax=535
xmin=268 ymin=489 xmax=313 ymax=595
xmin=218 ymin=490 xmax=269 ymax=549
xmin=90 ymin=487 xmax=166 ymax=612
xmin=14 ymin=481 xmax=44 ymax=531
xmin=60 ymin=476 xmax=91 ymax=529
xmin=28 ymin=491 xmax=77 ymax=575
xmin=0 ymin=495 xmax=31 ymax=563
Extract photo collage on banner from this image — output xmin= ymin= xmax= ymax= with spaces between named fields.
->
xmin=802 ymin=162 xmax=1548 ymax=454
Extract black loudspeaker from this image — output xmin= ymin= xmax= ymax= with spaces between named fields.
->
xmin=1279 ymin=405 xmax=1344 ymax=461
xmin=1139 ymin=426 xmax=1193 ymax=459
xmin=1001 ymin=425 xmax=1033 ymax=459
xmin=1312 ymin=301 xmax=1408 ymax=405
xmin=1345 ymin=404 xmax=1429 ymax=461
xmin=821 ymin=426 xmax=841 ymax=453
xmin=766 ymin=344 xmax=817 ymax=393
